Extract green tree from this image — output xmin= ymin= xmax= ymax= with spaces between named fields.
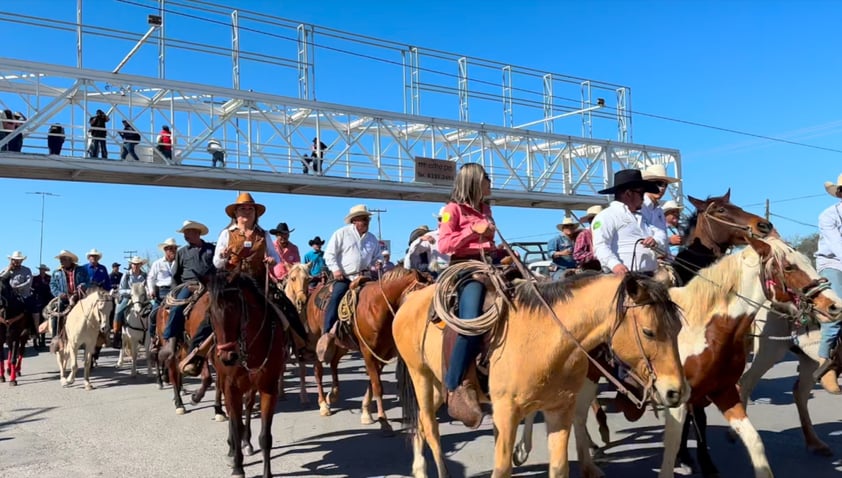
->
xmin=789 ymin=232 xmax=819 ymax=260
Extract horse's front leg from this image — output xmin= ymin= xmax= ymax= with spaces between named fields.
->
xmin=128 ymin=334 xmax=139 ymax=378
xmin=258 ymin=390 xmax=277 ymax=478
xmin=224 ymin=387 xmax=246 ymax=478
xmin=0 ymin=340 xmax=6 ymax=383
xmin=242 ymin=391 xmax=255 ymax=456
xmin=711 ymin=387 xmax=772 ymax=478
xmin=573 ymin=380 xmax=604 ymax=478
xmin=66 ymin=343 xmax=79 ymax=385
xmin=544 ymin=405 xmax=576 ymax=478
xmin=328 ymin=349 xmax=343 ymax=405
xmin=658 ymin=403 xmax=687 ymax=478
xmin=366 ymin=359 xmax=393 ymax=435
xmin=8 ymin=340 xmax=18 ymax=386
xmin=171 ymin=359 xmax=186 ymax=414
xmin=83 ymin=343 xmax=95 ymax=390
xmin=490 ymin=398 xmax=521 ymax=478
xmin=297 ymin=360 xmax=309 ymax=404
xmin=690 ymin=406 xmax=720 ymax=478
xmin=190 ymin=361 xmax=212 ymax=405
xmin=794 ymin=357 xmax=831 ymax=455
xmin=314 ymin=361 xmax=330 ymax=416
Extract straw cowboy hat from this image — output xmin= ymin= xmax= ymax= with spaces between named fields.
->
xmin=308 ymin=236 xmax=325 ymax=246
xmin=55 ymin=250 xmax=79 ymax=263
xmin=269 ymin=222 xmax=294 ymax=235
xmin=176 ymin=220 xmax=209 ymax=236
xmin=824 ymin=173 xmax=842 ymax=197
xmin=86 ymin=248 xmax=103 ymax=258
xmin=581 ymin=205 xmax=603 ymax=223
xmin=38 ymin=264 xmax=49 ymax=271
xmin=432 ymin=206 xmax=447 ymax=220
xmin=128 ymin=256 xmax=147 ymax=266
xmin=556 ymin=217 xmax=581 ymax=232
xmin=158 ymin=237 xmax=179 ymax=251
xmin=344 ymin=204 xmax=373 ymax=224
xmin=408 ymin=225 xmax=431 ymax=245
xmin=661 ymin=200 xmax=683 ymax=213
xmin=642 ymin=164 xmax=680 ymax=184
xmin=7 ymin=251 xmax=26 ymax=261
xmin=225 ymin=192 xmax=266 ymax=218
xmin=598 ymin=169 xmax=660 ymax=195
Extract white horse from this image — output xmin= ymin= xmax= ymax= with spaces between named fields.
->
xmin=740 ymin=306 xmax=835 ymax=456
xmin=117 ymin=282 xmax=152 ymax=378
xmin=55 ymin=286 xmax=114 ymax=390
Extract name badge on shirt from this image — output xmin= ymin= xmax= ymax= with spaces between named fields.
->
xmin=243 ymin=241 xmax=253 ymax=249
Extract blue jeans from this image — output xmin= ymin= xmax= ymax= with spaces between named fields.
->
xmin=148 ymin=287 xmax=170 ymax=337
xmin=114 ymin=297 xmax=130 ymax=325
xmin=444 ymin=279 xmax=486 ymax=391
xmin=820 ymin=268 xmax=842 ymax=358
xmin=163 ymin=287 xmax=191 ymax=340
xmin=121 ymin=142 xmax=139 ymax=161
xmin=323 ymin=279 xmax=350 ymax=334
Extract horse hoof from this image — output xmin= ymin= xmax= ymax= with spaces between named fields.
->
xmin=175 ymin=407 xmax=186 ymax=415
xmin=0 ymin=376 xmax=5 ymax=383
xmin=512 ymin=442 xmax=529 ymax=467
xmin=360 ymin=413 xmax=374 ymax=425
xmin=9 ymin=380 xmax=17 ymax=387
xmin=327 ymin=391 xmax=339 ymax=404
xmin=225 ymin=455 xmax=235 ymax=468
xmin=214 ymin=413 xmax=228 ymax=422
xmin=190 ymin=395 xmax=201 ymax=405
xmin=319 ymin=402 xmax=331 ymax=417
xmin=85 ymin=383 xmax=94 ymax=391
xmin=379 ymin=418 xmax=395 ymax=437
xmin=674 ymin=464 xmax=694 ymax=476
xmin=809 ymin=444 xmax=834 ymax=457
xmin=244 ymin=445 xmax=254 ymax=456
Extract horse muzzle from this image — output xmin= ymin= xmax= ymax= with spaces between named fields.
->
xmin=655 ymin=377 xmax=690 ymax=408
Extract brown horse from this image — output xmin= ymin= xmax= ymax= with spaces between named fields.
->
xmin=153 ymin=289 xmax=222 ymax=418
xmin=302 ymin=266 xmax=431 ymax=424
xmin=395 ymin=272 xmax=688 ymax=478
xmin=0 ymin=277 xmax=30 ymax=386
xmin=207 ymin=270 xmax=289 ymax=478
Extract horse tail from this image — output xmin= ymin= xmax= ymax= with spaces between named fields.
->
xmin=396 ymin=356 xmax=418 ymax=433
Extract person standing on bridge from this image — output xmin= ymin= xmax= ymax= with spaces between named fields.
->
xmin=119 ymin=120 xmax=141 ymax=161
xmin=207 ymin=138 xmax=225 ymax=168
xmin=814 ymin=173 xmax=842 ymax=394
xmin=156 ymin=125 xmax=173 ymax=162
xmin=87 ymin=109 xmax=109 ymax=159
xmin=304 ymin=137 xmax=327 ymax=175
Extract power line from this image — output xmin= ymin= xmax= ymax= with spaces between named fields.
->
xmin=741 ymin=193 xmax=827 ymax=208
xmin=768 ymin=212 xmax=816 ymax=229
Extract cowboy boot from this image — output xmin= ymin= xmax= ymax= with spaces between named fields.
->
xmin=817 ymin=358 xmax=841 ymax=394
xmin=316 ymin=332 xmax=336 ymax=364
xmin=446 ymin=380 xmax=483 ymax=429
xmin=179 ymin=335 xmax=214 ymax=377
xmin=112 ymin=323 xmax=123 ymax=349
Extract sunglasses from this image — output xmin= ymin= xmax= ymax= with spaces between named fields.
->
xmin=654 ymin=181 xmax=668 ymax=190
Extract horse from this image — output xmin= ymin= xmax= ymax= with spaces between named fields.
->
xmin=570 ymin=237 xmax=842 ymax=478
xmin=207 ymin=270 xmax=289 ymax=478
xmin=740 ymin=305 xmax=836 ymax=456
xmin=282 ymin=262 xmax=313 ymax=404
xmin=0 ymin=277 xmax=30 ymax=386
xmin=395 ymin=271 xmax=688 ymax=478
xmin=304 ymin=265 xmax=431 ymax=422
xmin=54 ymin=286 xmax=113 ymax=390
xmin=153 ymin=287 xmax=222 ymax=417
xmin=117 ymin=282 xmax=152 ymax=378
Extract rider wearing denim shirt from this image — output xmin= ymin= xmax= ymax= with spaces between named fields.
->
xmin=814 ymin=173 xmax=842 ymax=394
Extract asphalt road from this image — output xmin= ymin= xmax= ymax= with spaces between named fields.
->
xmin=2 ymin=345 xmax=842 ymax=477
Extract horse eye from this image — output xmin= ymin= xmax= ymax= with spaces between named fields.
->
xmin=783 ymin=265 xmax=794 ymax=272
xmin=642 ymin=328 xmax=655 ymax=339
xmin=717 ymin=207 xmax=726 ymax=213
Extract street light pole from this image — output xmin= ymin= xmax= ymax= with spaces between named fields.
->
xmin=27 ymin=192 xmax=60 ymax=266
xmin=369 ymin=208 xmax=387 ymax=240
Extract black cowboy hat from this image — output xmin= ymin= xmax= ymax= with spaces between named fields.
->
xmin=308 ymin=236 xmax=325 ymax=246
xmin=408 ymin=225 xmax=431 ymax=246
xmin=597 ymin=169 xmax=660 ymax=195
xmin=111 ymin=262 xmax=120 ymax=268
xmin=269 ymin=222 xmax=294 ymax=235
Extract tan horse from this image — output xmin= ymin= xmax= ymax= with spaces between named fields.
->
xmin=282 ymin=262 xmax=313 ymax=403
xmin=394 ymin=272 xmax=688 ymax=478
xmin=54 ymin=286 xmax=113 ymax=390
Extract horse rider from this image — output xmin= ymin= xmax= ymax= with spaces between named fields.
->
xmin=436 ymin=162 xmax=500 ymax=429
xmin=592 ymin=169 xmax=661 ymax=277
xmin=147 ymin=238 xmax=177 ymax=353
xmin=49 ymin=250 xmax=89 ymax=337
xmin=405 ymin=225 xmax=433 ymax=272
xmin=84 ymin=249 xmax=111 ymax=290
xmin=109 ymin=262 xmax=123 ymax=292
xmin=641 ymin=164 xmax=680 ymax=255
xmin=32 ymin=264 xmax=53 ymax=349
xmin=0 ymin=251 xmax=39 ymax=339
xmin=179 ymin=193 xmax=279 ymax=376
xmin=303 ymin=236 xmax=328 ymax=286
xmin=573 ymin=204 xmax=603 ymax=271
xmin=270 ymin=222 xmax=301 ymax=282
xmin=111 ymin=256 xmax=148 ymax=349
xmin=662 ymin=200 xmax=685 ymax=258
xmin=317 ymin=204 xmax=381 ymax=363
xmin=161 ymin=220 xmax=215 ymax=358
xmin=814 ymin=173 xmax=842 ymax=394
xmin=548 ymin=217 xmax=579 ymax=277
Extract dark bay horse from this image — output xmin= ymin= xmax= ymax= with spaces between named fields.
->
xmin=0 ymin=277 xmax=29 ymax=386
xmin=303 ymin=266 xmax=431 ymax=426
xmin=208 ymin=271 xmax=289 ymax=478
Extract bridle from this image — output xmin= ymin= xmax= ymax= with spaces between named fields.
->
xmin=699 ymin=202 xmax=763 ymax=242
xmin=214 ymin=284 xmax=278 ymax=375
xmin=759 ymin=251 xmax=834 ymax=323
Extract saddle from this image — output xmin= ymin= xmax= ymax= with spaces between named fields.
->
xmin=163 ymin=282 xmax=205 ymax=322
xmin=312 ymin=278 xmax=371 ymax=352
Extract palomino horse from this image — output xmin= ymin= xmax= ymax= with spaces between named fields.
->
xmin=304 ymin=266 xmax=431 ymax=422
xmin=208 ymin=271 xmax=290 ymax=478
xmin=395 ymin=272 xmax=688 ymax=478
xmin=54 ymin=286 xmax=113 ymax=390
xmin=0 ymin=277 xmax=30 ymax=386
xmin=282 ymin=262 xmax=313 ymax=403
xmin=570 ymin=237 xmax=842 ymax=478
xmin=117 ymin=282 xmax=152 ymax=378
xmin=153 ymin=289 xmax=221 ymax=417
xmin=740 ymin=305 xmax=837 ymax=456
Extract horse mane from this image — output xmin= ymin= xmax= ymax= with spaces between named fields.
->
xmin=381 ymin=264 xmax=411 ymax=282
xmin=208 ymin=271 xmax=265 ymax=319
xmin=287 ymin=262 xmax=312 ymax=278
xmin=681 ymin=211 xmax=698 ymax=239
xmin=612 ymin=274 xmax=682 ymax=337
xmin=673 ymin=251 xmax=745 ymax=322
xmin=514 ymin=271 xmax=604 ymax=311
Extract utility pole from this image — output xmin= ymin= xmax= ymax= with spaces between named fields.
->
xmin=369 ymin=208 xmax=387 ymax=240
xmin=27 ymin=191 xmax=60 ymax=266
xmin=765 ymin=198 xmax=770 ymax=222
xmin=123 ymin=250 xmax=138 ymax=264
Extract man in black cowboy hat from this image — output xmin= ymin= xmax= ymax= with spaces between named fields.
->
xmin=303 ymin=236 xmax=327 ymax=284
xmin=591 ymin=169 xmax=661 ymax=276
xmin=269 ymin=222 xmax=300 ymax=281
xmin=109 ymin=262 xmax=123 ymax=292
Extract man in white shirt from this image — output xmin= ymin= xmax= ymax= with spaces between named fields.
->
xmin=592 ymin=169 xmax=661 ymax=275
xmin=641 ymin=164 xmax=680 ymax=254
xmin=0 ymin=250 xmax=38 ymax=336
xmin=404 ymin=208 xmax=451 ymax=276
xmin=317 ymin=204 xmax=381 ymax=363
xmin=814 ymin=173 xmax=842 ymax=393
xmin=146 ymin=238 xmax=177 ymax=351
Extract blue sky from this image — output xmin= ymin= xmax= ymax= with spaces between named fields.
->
xmin=1 ymin=0 xmax=840 ymax=267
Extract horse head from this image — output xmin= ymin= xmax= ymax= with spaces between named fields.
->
xmin=81 ymin=285 xmax=114 ymax=333
xmin=610 ymin=273 xmax=688 ymax=408
xmin=209 ymin=271 xmax=269 ymax=367
xmin=686 ymin=190 xmax=775 ymax=255
xmin=284 ymin=263 xmax=312 ymax=315
xmin=130 ymin=282 xmax=147 ymax=305
xmin=748 ymin=237 xmax=842 ymax=323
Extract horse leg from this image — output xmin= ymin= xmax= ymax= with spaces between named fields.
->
xmin=8 ymin=340 xmax=18 ymax=386
xmin=83 ymin=343 xmax=94 ymax=390
xmin=242 ymin=391 xmax=255 ymax=456
xmin=129 ymin=334 xmax=138 ymax=378
xmin=675 ymin=412 xmax=696 ymax=473
xmin=191 ymin=362 xmax=212 ymax=405
xmin=544 ymin=405 xmax=576 ymax=478
xmin=711 ymin=387 xmax=772 ymax=478
xmin=225 ymin=389 xmax=245 ymax=478
xmin=67 ymin=343 xmax=78 ymax=385
xmin=573 ymin=380 xmax=604 ymax=478
xmin=0 ymin=341 xmax=6 ymax=383
xmin=689 ymin=406 xmax=722 ymax=477
xmin=314 ymin=361 xmax=330 ymax=416
xmin=657 ymin=404 xmax=687 ymax=478
xmin=412 ymin=370 xmax=448 ymax=478
xmin=369 ymin=361 xmax=393 ymax=435
xmin=297 ymin=361 xmax=309 ymax=404
xmin=172 ymin=359 xmax=186 ymax=414
xmin=328 ymin=350 xmax=342 ymax=405
xmin=591 ymin=400 xmax=610 ymax=446
xmin=513 ymin=411 xmax=536 ymax=467
xmin=14 ymin=340 xmax=23 ymax=375
xmin=489 ymin=399 xmax=521 ymax=478
xmin=212 ymin=363 xmax=227 ymax=422
xmin=361 ymin=382 xmax=374 ymax=424
xmin=258 ymin=390 xmax=277 ymax=478
xmin=794 ymin=357 xmax=832 ymax=455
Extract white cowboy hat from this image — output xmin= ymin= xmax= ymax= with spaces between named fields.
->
xmin=642 ymin=164 xmax=680 ymax=184
xmin=128 ymin=256 xmax=147 ymax=265
xmin=176 ymin=220 xmax=209 ymax=236
xmin=86 ymin=248 xmax=103 ymax=258
xmin=7 ymin=251 xmax=26 ymax=261
xmin=158 ymin=238 xmax=179 ymax=251
xmin=382 ymin=250 xmax=391 ymax=256
xmin=661 ymin=200 xmax=683 ymax=213
xmin=556 ymin=217 xmax=581 ymax=232
xmin=344 ymin=204 xmax=373 ymax=224
xmin=824 ymin=173 xmax=842 ymax=197
xmin=432 ymin=206 xmax=447 ymax=220
xmin=55 ymin=250 xmax=78 ymax=263
xmin=581 ymin=205 xmax=603 ymax=223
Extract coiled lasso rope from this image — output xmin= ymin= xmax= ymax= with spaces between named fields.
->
xmin=432 ymin=260 xmax=511 ymax=336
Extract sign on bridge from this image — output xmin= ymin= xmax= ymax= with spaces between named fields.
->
xmin=414 ymin=156 xmax=456 ymax=186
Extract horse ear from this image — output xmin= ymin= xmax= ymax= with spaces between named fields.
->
xmin=747 ymin=237 xmax=772 ymax=259
xmin=623 ymin=273 xmax=649 ymax=304
xmin=721 ymin=189 xmax=731 ymax=202
xmin=688 ymin=195 xmax=705 ymax=210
